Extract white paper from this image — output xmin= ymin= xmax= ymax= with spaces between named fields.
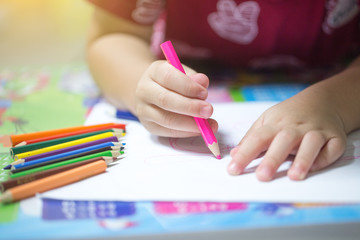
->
xmin=42 ymin=101 xmax=360 ymax=203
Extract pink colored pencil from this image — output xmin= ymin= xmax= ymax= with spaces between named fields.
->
xmin=160 ymin=40 xmax=221 ymax=159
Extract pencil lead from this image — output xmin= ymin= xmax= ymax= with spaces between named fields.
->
xmin=3 ymin=165 xmax=11 ymax=170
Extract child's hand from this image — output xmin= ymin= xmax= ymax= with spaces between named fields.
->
xmin=135 ymin=60 xmax=218 ymax=137
xmin=227 ymin=89 xmax=347 ymax=181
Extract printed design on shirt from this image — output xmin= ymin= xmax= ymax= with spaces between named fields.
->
xmin=249 ymin=55 xmax=304 ymax=69
xmin=322 ymin=0 xmax=359 ymax=34
xmin=131 ymin=0 xmax=164 ymax=24
xmin=171 ymin=40 xmax=212 ymax=59
xmin=207 ymin=0 xmax=260 ymax=44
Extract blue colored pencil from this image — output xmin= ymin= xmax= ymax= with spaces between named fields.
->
xmin=11 ymin=142 xmax=123 ymax=171
xmin=116 ymin=110 xmax=139 ymax=121
xmin=3 ymin=136 xmax=123 ymax=170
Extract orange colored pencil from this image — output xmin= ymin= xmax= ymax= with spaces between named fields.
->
xmin=0 ymin=160 xmax=107 ymax=203
xmin=10 ymin=123 xmax=125 ymax=147
xmin=16 ymin=124 xmax=126 ymax=147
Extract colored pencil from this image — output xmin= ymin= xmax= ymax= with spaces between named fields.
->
xmin=11 ymin=145 xmax=123 ymax=171
xmin=3 ymin=136 xmax=121 ymax=169
xmin=9 ymin=150 xmax=123 ymax=179
xmin=15 ymin=123 xmax=126 ymax=147
xmin=10 ymin=128 xmax=124 ymax=157
xmin=0 ymin=157 xmax=116 ymax=192
xmin=116 ymin=109 xmax=139 ymax=121
xmin=13 ymin=131 xmax=123 ymax=160
xmin=8 ymin=141 xmax=122 ymax=167
xmin=10 ymin=122 xmax=125 ymax=147
xmin=160 ymin=41 xmax=221 ymax=159
xmin=0 ymin=160 xmax=107 ymax=203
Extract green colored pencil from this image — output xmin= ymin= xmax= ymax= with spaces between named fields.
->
xmin=10 ymin=129 xmax=123 ymax=157
xmin=10 ymin=150 xmax=124 ymax=179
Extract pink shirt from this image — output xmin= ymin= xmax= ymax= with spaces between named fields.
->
xmin=89 ymin=0 xmax=360 ymax=68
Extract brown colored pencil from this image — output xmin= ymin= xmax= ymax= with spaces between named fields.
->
xmin=0 ymin=160 xmax=107 ymax=203
xmin=0 ymin=156 xmax=116 ymax=192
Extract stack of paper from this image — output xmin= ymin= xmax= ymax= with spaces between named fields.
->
xmin=42 ymin=102 xmax=360 ymax=203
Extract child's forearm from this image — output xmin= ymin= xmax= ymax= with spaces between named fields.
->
xmin=87 ymin=34 xmax=155 ymax=114
xmin=304 ymin=56 xmax=360 ymax=134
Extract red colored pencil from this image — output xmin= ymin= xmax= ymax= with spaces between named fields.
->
xmin=10 ymin=123 xmax=126 ymax=147
xmin=15 ymin=124 xmax=126 ymax=147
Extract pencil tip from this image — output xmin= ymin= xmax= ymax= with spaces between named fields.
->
xmin=208 ymin=142 xmax=221 ymax=160
xmin=113 ymin=128 xmax=125 ymax=134
xmin=15 ymin=141 xmax=26 ymax=147
xmin=3 ymin=165 xmax=11 ymax=170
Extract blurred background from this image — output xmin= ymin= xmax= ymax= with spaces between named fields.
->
xmin=0 ymin=0 xmax=92 ymax=67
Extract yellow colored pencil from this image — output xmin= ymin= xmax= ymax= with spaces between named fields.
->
xmin=14 ymin=132 xmax=123 ymax=160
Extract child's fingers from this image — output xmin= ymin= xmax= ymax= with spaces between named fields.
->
xmin=228 ymin=126 xmax=275 ymax=175
xmin=139 ymin=104 xmax=201 ymax=133
xmin=188 ymin=73 xmax=210 ymax=89
xmin=142 ymin=117 xmax=218 ymax=138
xmin=151 ymin=61 xmax=208 ymax=99
xmin=310 ymin=137 xmax=346 ymax=172
xmin=255 ymin=129 xmax=301 ymax=181
xmin=143 ymin=121 xmax=203 ymax=138
xmin=138 ymin=103 xmax=218 ymax=137
xmin=287 ymin=131 xmax=325 ymax=181
xmin=141 ymin=82 xmax=213 ymax=119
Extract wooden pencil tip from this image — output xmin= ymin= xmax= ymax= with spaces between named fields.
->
xmin=102 ymin=156 xmax=115 ymax=164
xmin=112 ymin=128 xmax=125 ymax=133
xmin=110 ymin=151 xmax=121 ymax=157
xmin=110 ymin=146 xmax=121 ymax=151
xmin=0 ymin=191 xmax=12 ymax=204
xmin=114 ymin=133 xmax=125 ymax=138
xmin=208 ymin=142 xmax=221 ymax=160
xmin=15 ymin=141 xmax=27 ymax=147
xmin=11 ymin=159 xmax=24 ymax=166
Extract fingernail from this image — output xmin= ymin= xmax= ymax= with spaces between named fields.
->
xmin=200 ymin=106 xmax=211 ymax=118
xmin=228 ymin=162 xmax=241 ymax=175
xmin=198 ymin=90 xmax=207 ymax=99
xmin=290 ymin=165 xmax=306 ymax=180
xmin=256 ymin=166 xmax=272 ymax=181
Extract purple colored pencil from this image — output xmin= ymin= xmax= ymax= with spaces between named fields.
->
xmin=16 ymin=136 xmax=119 ymax=162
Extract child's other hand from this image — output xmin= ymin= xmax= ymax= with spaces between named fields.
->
xmin=135 ymin=60 xmax=218 ymax=137
xmin=227 ymin=89 xmax=347 ymax=181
